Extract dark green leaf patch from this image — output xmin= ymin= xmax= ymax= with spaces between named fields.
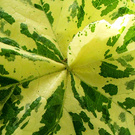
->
xmin=0 ymin=75 xmax=18 ymax=87
xmin=92 ymin=0 xmax=119 ymax=16
xmin=107 ymin=26 xmax=125 ymax=47
xmin=102 ymin=84 xmax=118 ymax=96
xmin=107 ymin=34 xmax=120 ymax=47
xmin=33 ymin=81 xmax=65 ymax=135
xmin=98 ymin=128 xmax=111 ymax=135
xmin=20 ymin=120 xmax=29 ymax=129
xmin=69 ymin=1 xmax=79 ymax=19
xmin=119 ymin=112 xmax=126 ymax=122
xmin=0 ymin=21 xmax=11 ymax=36
xmin=77 ymin=0 xmax=85 ymax=28
xmin=125 ymin=79 xmax=135 ymax=91
xmin=34 ymin=4 xmax=43 ymax=11
xmin=122 ymin=54 xmax=134 ymax=62
xmin=69 ymin=112 xmax=86 ymax=135
xmin=79 ymin=111 xmax=94 ymax=129
xmin=0 ymin=96 xmax=41 ymax=134
xmin=79 ymin=111 xmax=90 ymax=122
xmin=0 ymin=37 xmax=20 ymax=48
xmin=0 ymin=99 xmax=24 ymax=134
xmin=68 ymin=0 xmax=85 ymax=28
xmin=116 ymin=58 xmax=131 ymax=68
xmin=41 ymin=2 xmax=54 ymax=25
xmin=70 ymin=73 xmax=86 ymax=109
xmin=81 ymin=81 xmax=112 ymax=122
xmin=0 ymin=10 xmax=15 ymax=24
xmin=118 ymin=97 xmax=135 ymax=111
xmin=0 ymin=47 xmax=44 ymax=62
xmin=0 ymin=48 xmax=20 ymax=61
xmin=116 ymin=25 xmax=135 ymax=54
xmin=111 ymin=7 xmax=135 ymax=20
xmin=104 ymin=49 xmax=112 ymax=59
xmin=20 ymin=23 xmax=64 ymax=62
xmin=0 ymin=64 xmax=9 ymax=75
xmin=99 ymin=61 xmax=133 ymax=79
xmin=118 ymin=127 xmax=131 ymax=135
xmin=0 ymin=86 xmax=12 ymax=101
xmin=21 ymin=45 xmax=37 ymax=54
xmin=22 ymin=80 xmax=31 ymax=88
xmin=70 ymin=73 xmax=112 ymax=124
xmin=13 ymin=85 xmax=21 ymax=95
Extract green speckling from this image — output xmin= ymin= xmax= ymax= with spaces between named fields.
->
xmin=89 ymin=23 xmax=96 ymax=32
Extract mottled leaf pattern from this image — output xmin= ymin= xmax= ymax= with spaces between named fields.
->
xmin=0 ymin=0 xmax=135 ymax=135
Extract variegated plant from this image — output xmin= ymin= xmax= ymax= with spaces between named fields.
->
xmin=0 ymin=0 xmax=135 ymax=135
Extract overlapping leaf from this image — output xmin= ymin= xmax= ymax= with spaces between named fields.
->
xmin=0 ymin=0 xmax=135 ymax=135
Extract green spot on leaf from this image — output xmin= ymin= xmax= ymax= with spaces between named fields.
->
xmin=125 ymin=79 xmax=135 ymax=90
xmin=99 ymin=61 xmax=133 ymax=79
xmin=102 ymin=84 xmax=118 ymax=96
xmin=0 ymin=64 xmax=9 ymax=75
xmin=69 ymin=112 xmax=86 ymax=135
xmin=0 ymin=10 xmax=15 ymax=24
xmin=119 ymin=112 xmax=126 ymax=122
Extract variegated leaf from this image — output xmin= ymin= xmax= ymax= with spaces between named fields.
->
xmin=0 ymin=0 xmax=135 ymax=135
